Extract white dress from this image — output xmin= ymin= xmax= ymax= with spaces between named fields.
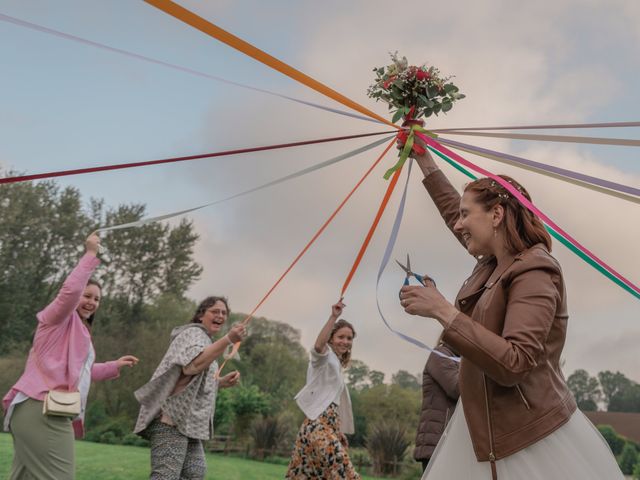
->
xmin=423 ymin=400 xmax=623 ymax=479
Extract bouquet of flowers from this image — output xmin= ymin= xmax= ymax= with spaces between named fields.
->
xmin=367 ymin=52 xmax=465 ymax=124
xmin=367 ymin=53 xmax=465 ymax=178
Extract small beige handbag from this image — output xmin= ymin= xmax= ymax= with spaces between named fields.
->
xmin=33 ymin=348 xmax=82 ymax=417
xmin=42 ymin=390 xmax=81 ymax=417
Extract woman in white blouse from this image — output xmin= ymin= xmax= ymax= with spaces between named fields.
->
xmin=286 ymin=299 xmax=360 ymax=479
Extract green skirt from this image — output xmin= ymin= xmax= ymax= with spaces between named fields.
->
xmin=9 ymin=398 xmax=75 ymax=480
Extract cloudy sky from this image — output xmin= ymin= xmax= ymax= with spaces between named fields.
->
xmin=1 ymin=0 xmax=638 ymax=383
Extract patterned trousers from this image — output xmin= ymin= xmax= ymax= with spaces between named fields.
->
xmin=147 ymin=419 xmax=207 ymax=480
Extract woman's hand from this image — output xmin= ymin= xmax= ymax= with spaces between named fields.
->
xmin=396 ymin=131 xmax=439 ymax=176
xmin=226 ymin=323 xmax=247 ymax=344
xmin=400 ymin=283 xmax=458 ymax=327
xmin=85 ymin=232 xmax=101 ymax=257
xmin=116 ymin=355 xmax=139 ymax=370
xmin=331 ymin=299 xmax=346 ymax=318
xmin=219 ymin=370 xmax=240 ymax=389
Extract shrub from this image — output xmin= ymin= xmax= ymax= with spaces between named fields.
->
xmin=84 ymin=415 xmax=132 ymax=445
xmin=366 ymin=421 xmax=410 ymax=476
xmin=398 ymin=460 xmax=423 ymax=480
xmin=349 ymin=447 xmax=372 ymax=470
xmin=633 ymin=459 xmax=640 ymax=479
xmin=598 ymin=424 xmax=626 ymax=455
xmin=99 ymin=431 xmax=118 ymax=445
xmin=122 ymin=432 xmax=149 ymax=447
xmin=619 ymin=442 xmax=639 ymax=475
xmin=250 ymin=415 xmax=288 ymax=459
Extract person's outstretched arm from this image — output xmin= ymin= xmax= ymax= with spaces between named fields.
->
xmin=314 ymin=299 xmax=345 ymax=354
xmin=38 ymin=233 xmax=101 ymax=326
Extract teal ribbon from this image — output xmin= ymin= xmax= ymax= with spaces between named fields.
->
xmin=427 ymin=146 xmax=640 ymax=300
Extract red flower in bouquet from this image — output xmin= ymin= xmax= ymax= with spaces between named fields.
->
xmin=415 ymin=70 xmax=431 ymax=81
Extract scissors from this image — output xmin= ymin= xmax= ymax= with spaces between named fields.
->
xmin=395 ymin=254 xmax=435 ymax=299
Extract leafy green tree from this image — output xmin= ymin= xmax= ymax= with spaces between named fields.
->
xmin=391 ymin=370 xmax=420 ymax=390
xmin=354 ymin=384 xmax=421 ymax=439
xmin=609 ymin=383 xmax=640 ymax=413
xmin=346 ymin=359 xmax=370 ymax=390
xmin=230 ymin=384 xmax=269 ymax=438
xmin=0 ymin=178 xmax=91 ymax=352
xmin=567 ymin=369 xmax=601 ymax=411
xmin=0 ymin=176 xmax=202 ymax=353
xmin=598 ymin=371 xmax=632 ymax=411
xmin=369 ymin=370 xmax=385 ymax=387
xmin=227 ymin=317 xmax=307 ymax=415
xmin=213 ymin=388 xmax=235 ymax=432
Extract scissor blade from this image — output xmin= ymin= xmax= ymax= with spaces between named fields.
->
xmin=395 ymin=259 xmax=410 ymax=273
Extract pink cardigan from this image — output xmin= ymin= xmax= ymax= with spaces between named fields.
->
xmin=2 ymin=253 xmax=120 ymax=437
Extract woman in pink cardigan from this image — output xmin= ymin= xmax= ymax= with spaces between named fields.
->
xmin=2 ymin=233 xmax=139 ymax=480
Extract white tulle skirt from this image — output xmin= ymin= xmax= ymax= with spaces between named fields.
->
xmin=423 ymin=400 xmax=623 ymax=480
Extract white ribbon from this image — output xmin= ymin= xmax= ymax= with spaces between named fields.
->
xmin=96 ymin=136 xmax=394 ymax=233
xmin=375 ymin=159 xmax=461 ymax=362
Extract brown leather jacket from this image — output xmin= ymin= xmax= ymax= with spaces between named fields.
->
xmin=414 ymin=343 xmax=460 ymax=462
xmin=423 ymin=170 xmax=576 ymax=470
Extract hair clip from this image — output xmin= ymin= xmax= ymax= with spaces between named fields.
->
xmin=490 ymin=180 xmax=510 ymax=200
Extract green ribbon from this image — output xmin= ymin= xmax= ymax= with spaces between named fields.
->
xmin=383 ymin=124 xmax=438 ymax=180
xmin=427 ymin=146 xmax=640 ymax=300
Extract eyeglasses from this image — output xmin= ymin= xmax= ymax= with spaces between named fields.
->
xmin=207 ymin=308 xmax=228 ymax=316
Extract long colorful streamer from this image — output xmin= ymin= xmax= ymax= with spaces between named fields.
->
xmin=438 ymin=138 xmax=640 ymax=203
xmin=439 ymin=130 xmax=640 ymax=147
xmin=419 ymin=135 xmax=640 ymax=299
xmin=144 ymin=0 xmax=398 ymax=129
xmin=0 ymin=131 xmax=394 ymax=185
xmin=432 ymin=121 xmax=640 ymax=132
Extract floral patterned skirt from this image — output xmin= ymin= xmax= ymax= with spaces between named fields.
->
xmin=286 ymin=403 xmax=360 ymax=480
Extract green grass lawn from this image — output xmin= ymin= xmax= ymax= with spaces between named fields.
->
xmin=0 ymin=433 xmax=385 ymax=479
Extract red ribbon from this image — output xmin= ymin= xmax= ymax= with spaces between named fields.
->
xmin=0 ymin=131 xmax=395 ymax=185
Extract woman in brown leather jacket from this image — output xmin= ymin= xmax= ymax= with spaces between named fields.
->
xmin=399 ymin=146 xmax=623 ymax=480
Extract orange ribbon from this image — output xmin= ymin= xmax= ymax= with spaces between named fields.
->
xmin=340 ymin=163 xmax=404 ymax=296
xmin=144 ymin=0 xmax=398 ymax=129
